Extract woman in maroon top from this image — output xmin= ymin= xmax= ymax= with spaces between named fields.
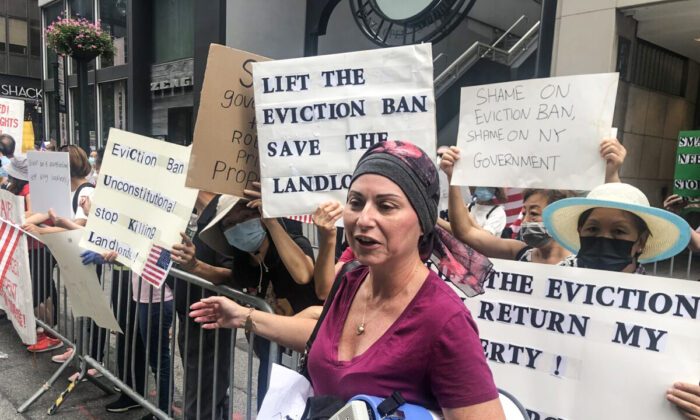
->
xmin=191 ymin=141 xmax=504 ymax=419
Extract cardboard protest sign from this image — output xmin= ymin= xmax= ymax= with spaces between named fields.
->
xmin=673 ymin=130 xmax=700 ymax=199
xmin=253 ymin=44 xmax=436 ymax=218
xmin=79 ymin=129 xmax=198 ymax=283
xmin=465 ymin=259 xmax=700 ymax=420
xmin=453 ymin=73 xmax=618 ymax=190
xmin=0 ymin=190 xmax=36 ymax=345
xmin=40 ymin=230 xmax=121 ymax=332
xmin=186 ymin=44 xmax=270 ymax=197
xmin=27 ymin=151 xmax=72 ymax=219
xmin=0 ymin=97 xmax=24 ymax=155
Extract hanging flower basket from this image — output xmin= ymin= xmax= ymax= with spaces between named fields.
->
xmin=44 ymin=11 xmax=114 ymax=61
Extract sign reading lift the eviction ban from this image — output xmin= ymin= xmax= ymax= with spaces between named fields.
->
xmin=80 ymin=128 xmax=198 ymax=277
xmin=253 ymin=44 xmax=436 ymax=218
xmin=453 ymin=73 xmax=618 ymax=190
xmin=467 ymin=259 xmax=700 ymax=420
xmin=186 ymin=44 xmax=270 ymax=198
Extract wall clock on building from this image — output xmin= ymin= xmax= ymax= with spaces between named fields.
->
xmin=350 ymin=0 xmax=477 ymax=47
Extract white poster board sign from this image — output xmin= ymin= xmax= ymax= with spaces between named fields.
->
xmin=40 ymin=230 xmax=121 ymax=332
xmin=79 ymin=128 xmax=198 ymax=278
xmin=465 ymin=259 xmax=699 ymax=420
xmin=0 ymin=97 xmax=24 ymax=155
xmin=453 ymin=73 xmax=618 ymax=190
xmin=27 ymin=151 xmax=72 ymax=219
xmin=0 ymin=190 xmax=36 ymax=344
xmin=253 ymin=44 xmax=436 ymax=218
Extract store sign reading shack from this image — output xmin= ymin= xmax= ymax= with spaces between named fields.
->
xmin=0 ymin=76 xmax=42 ymax=100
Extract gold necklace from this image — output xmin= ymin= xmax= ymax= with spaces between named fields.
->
xmin=357 ymin=261 xmax=420 ymax=335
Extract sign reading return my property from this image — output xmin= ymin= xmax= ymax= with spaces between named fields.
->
xmin=673 ymin=130 xmax=700 ymax=199
xmin=468 ymin=259 xmax=699 ymax=420
xmin=80 ymin=129 xmax=198 ymax=276
xmin=253 ymin=44 xmax=436 ymax=218
xmin=452 ymin=73 xmax=618 ymax=190
xmin=186 ymin=44 xmax=270 ymax=198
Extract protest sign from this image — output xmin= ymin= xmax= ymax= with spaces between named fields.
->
xmin=0 ymin=97 xmax=24 ymax=155
xmin=22 ymin=121 xmax=35 ymax=153
xmin=452 ymin=73 xmax=618 ymax=190
xmin=0 ymin=190 xmax=35 ymax=344
xmin=673 ymin=130 xmax=700 ymax=199
xmin=40 ymin=230 xmax=121 ymax=331
xmin=253 ymin=44 xmax=436 ymax=218
xmin=27 ymin=151 xmax=72 ymax=219
xmin=465 ymin=259 xmax=700 ymax=420
xmin=79 ymin=128 xmax=198 ymax=284
xmin=186 ymin=44 xmax=270 ymax=198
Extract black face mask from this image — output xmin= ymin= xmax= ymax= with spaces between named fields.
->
xmin=577 ymin=236 xmax=637 ymax=272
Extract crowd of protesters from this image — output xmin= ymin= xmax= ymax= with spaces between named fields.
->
xmin=0 ymin=130 xmax=698 ymax=420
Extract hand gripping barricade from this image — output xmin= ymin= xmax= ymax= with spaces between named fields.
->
xmin=12 ymin=231 xmax=277 ymax=420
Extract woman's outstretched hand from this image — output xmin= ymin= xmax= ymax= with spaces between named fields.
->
xmin=189 ymin=296 xmax=248 ymax=330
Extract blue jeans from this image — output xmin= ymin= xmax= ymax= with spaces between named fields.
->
xmin=138 ymin=300 xmax=173 ymax=412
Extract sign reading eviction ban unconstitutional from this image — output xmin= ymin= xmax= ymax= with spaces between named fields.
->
xmin=452 ymin=73 xmax=618 ymax=191
xmin=253 ymin=44 xmax=436 ymax=218
xmin=80 ymin=128 xmax=197 ymax=277
xmin=466 ymin=259 xmax=700 ymax=420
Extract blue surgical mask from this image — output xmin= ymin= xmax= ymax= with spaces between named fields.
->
xmin=223 ymin=218 xmax=266 ymax=253
xmin=88 ymin=157 xmax=95 ymax=165
xmin=474 ymin=187 xmax=495 ymax=202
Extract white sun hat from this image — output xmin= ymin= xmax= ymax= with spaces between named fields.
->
xmin=543 ymin=183 xmax=691 ymax=263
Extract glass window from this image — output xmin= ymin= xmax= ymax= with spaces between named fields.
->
xmin=44 ymin=3 xmax=64 ymax=73
xmin=153 ymin=0 xmax=193 ymax=63
xmin=29 ymin=18 xmax=39 ymax=56
xmin=8 ymin=0 xmax=25 ymax=18
xmin=99 ymin=0 xmax=127 ymax=67
xmin=99 ymin=80 xmax=127 ymax=147
xmin=0 ymin=17 xmax=6 ymax=53
xmin=8 ymin=18 xmax=27 ymax=55
xmin=70 ymin=86 xmax=97 ymax=150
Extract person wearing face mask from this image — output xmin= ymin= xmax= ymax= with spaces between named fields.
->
xmin=541 ymin=182 xmax=698 ymax=417
xmin=198 ymin=183 xmax=319 ymax=407
xmin=440 ymin=147 xmax=575 ymax=264
xmin=467 ymin=186 xmax=507 ymax=236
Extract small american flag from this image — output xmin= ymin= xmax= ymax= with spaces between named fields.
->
xmin=286 ymin=214 xmax=313 ymax=224
xmin=141 ymin=244 xmax=172 ymax=288
xmin=0 ymin=219 xmax=22 ymax=289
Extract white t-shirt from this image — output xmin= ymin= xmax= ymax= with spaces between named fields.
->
xmin=469 ymin=202 xmax=507 ymax=237
xmin=70 ymin=184 xmax=95 ymax=221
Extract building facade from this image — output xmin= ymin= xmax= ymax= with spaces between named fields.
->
xmin=0 ymin=0 xmax=43 ymax=144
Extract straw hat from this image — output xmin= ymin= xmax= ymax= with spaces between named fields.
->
xmin=543 ymin=183 xmax=690 ymax=263
xmin=6 ymin=155 xmax=28 ymax=181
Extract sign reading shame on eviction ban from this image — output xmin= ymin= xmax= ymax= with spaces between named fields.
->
xmin=80 ymin=128 xmax=197 ymax=279
xmin=466 ymin=259 xmax=700 ymax=420
xmin=27 ymin=151 xmax=72 ymax=219
xmin=0 ymin=190 xmax=36 ymax=345
xmin=253 ymin=44 xmax=436 ymax=218
xmin=673 ymin=130 xmax=700 ymax=199
xmin=452 ymin=73 xmax=618 ymax=190
xmin=186 ymin=44 xmax=270 ymax=198
xmin=0 ymin=97 xmax=24 ymax=155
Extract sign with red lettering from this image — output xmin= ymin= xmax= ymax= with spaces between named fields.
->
xmin=0 ymin=97 xmax=24 ymax=155
xmin=186 ymin=44 xmax=270 ymax=198
xmin=0 ymin=189 xmax=36 ymax=344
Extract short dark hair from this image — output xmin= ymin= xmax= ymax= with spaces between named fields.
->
xmin=523 ymin=189 xmax=577 ymax=206
xmin=0 ymin=134 xmax=16 ymax=156
xmin=577 ymin=208 xmax=651 ymax=237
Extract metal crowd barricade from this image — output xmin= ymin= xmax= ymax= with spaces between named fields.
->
xmin=14 ymin=233 xmax=276 ymax=420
